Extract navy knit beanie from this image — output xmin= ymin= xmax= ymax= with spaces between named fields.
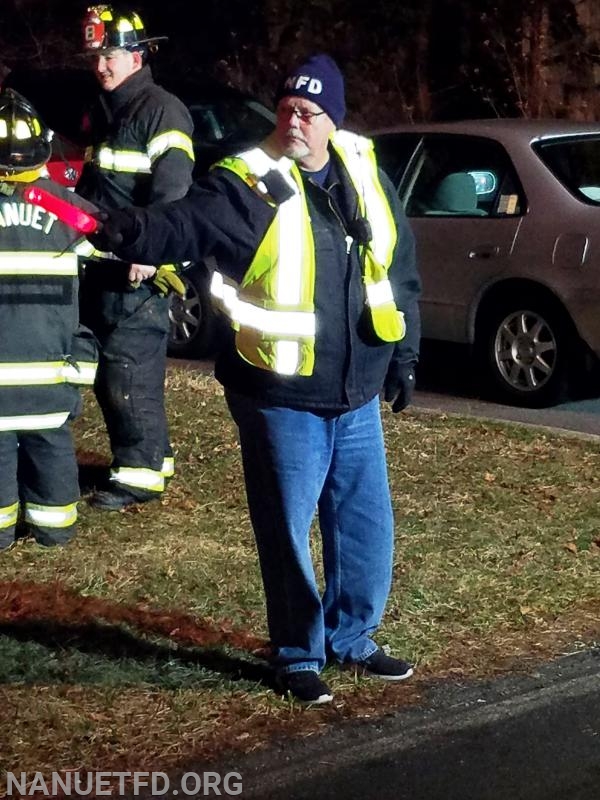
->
xmin=276 ymin=54 xmax=346 ymax=127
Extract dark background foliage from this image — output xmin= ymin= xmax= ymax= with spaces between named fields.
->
xmin=1 ymin=0 xmax=600 ymax=127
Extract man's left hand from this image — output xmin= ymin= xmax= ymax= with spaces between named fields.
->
xmin=384 ymin=363 xmax=416 ymax=412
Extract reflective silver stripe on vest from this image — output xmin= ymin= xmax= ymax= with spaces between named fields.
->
xmin=236 ymin=302 xmax=315 ymax=336
xmin=365 ymin=279 xmax=395 ymax=307
xmin=263 ymin=155 xmax=311 ymax=374
xmin=25 ymin=502 xmax=77 ymax=528
xmin=276 ymin=191 xmax=303 ymax=305
xmin=273 ymin=184 xmax=305 ymax=374
xmin=212 ymin=276 xmax=313 ymax=373
xmin=210 ymin=271 xmax=238 ymax=317
xmin=272 ymin=341 xmax=299 ymax=375
xmin=0 ymin=362 xmax=94 ymax=386
xmin=0 ymin=252 xmax=78 ymax=275
xmin=333 ymin=130 xmax=396 ymax=264
xmin=0 ymin=502 xmax=19 ymax=530
xmin=147 ymin=130 xmax=195 ymax=163
xmin=97 ymin=146 xmax=152 ymax=174
xmin=110 ymin=467 xmax=164 ymax=492
xmin=0 ymin=411 xmax=70 ymax=431
xmin=210 ymin=273 xmax=315 ymax=336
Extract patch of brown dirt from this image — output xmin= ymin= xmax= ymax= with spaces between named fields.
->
xmin=0 ymin=580 xmax=266 ymax=653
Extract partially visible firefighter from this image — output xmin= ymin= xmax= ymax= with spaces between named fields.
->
xmin=76 ymin=5 xmax=195 ymax=511
xmin=0 ymin=88 xmax=98 ymax=549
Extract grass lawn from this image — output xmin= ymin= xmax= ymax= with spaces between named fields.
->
xmin=2 ymin=364 xmax=600 ymax=786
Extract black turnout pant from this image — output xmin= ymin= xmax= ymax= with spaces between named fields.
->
xmin=0 ymin=423 xmax=79 ymax=547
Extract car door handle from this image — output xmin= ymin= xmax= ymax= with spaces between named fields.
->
xmin=469 ymin=245 xmax=500 ymax=260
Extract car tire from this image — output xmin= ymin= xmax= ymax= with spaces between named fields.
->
xmin=477 ymin=294 xmax=575 ymax=408
xmin=167 ymin=262 xmax=216 ymax=359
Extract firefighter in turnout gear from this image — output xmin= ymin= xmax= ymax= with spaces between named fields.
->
xmin=0 ymin=88 xmax=97 ymax=549
xmin=76 ymin=5 xmax=194 ymax=511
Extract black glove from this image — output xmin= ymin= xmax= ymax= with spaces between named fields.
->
xmin=88 ymin=208 xmax=138 ymax=253
xmin=384 ymin=362 xmax=416 ymax=412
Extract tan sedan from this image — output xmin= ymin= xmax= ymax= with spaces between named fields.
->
xmin=373 ymin=119 xmax=600 ymax=407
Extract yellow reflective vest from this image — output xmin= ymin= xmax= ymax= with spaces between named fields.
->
xmin=212 ymin=130 xmax=405 ymax=376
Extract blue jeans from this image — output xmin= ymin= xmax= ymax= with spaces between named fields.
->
xmin=226 ymin=391 xmax=394 ymax=674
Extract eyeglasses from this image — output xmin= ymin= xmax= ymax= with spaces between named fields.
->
xmin=278 ymin=105 xmax=326 ymax=124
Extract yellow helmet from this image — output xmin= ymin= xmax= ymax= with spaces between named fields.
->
xmin=82 ymin=5 xmax=167 ymax=53
xmin=0 ymin=89 xmax=52 ymax=178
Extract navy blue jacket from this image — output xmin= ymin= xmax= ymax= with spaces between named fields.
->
xmin=110 ymin=144 xmax=421 ymax=411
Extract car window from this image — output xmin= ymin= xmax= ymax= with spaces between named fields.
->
xmin=372 ymin=133 xmax=422 ymax=186
xmin=189 ymin=98 xmax=274 ymax=146
xmin=403 ymin=134 xmax=525 ymax=218
xmin=533 ymin=136 xmax=600 ymax=205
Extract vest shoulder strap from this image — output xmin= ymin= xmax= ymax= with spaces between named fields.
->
xmin=216 ymin=148 xmax=297 ymax=205
xmin=332 ymin=129 xmax=374 ymax=154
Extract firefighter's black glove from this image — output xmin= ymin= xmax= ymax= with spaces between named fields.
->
xmin=383 ymin=362 xmax=416 ymax=413
xmin=88 ymin=208 xmax=137 ymax=253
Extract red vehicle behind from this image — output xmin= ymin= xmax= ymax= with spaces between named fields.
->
xmin=46 ymin=133 xmax=85 ymax=189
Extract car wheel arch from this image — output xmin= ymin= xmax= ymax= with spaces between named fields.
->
xmin=473 ymin=278 xmax=576 ymax=341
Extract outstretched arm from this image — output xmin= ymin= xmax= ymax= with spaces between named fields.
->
xmin=90 ymin=170 xmax=275 ymax=284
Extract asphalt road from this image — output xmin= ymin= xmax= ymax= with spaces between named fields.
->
xmin=146 ymin=649 xmax=600 ymax=800
xmin=412 ymin=388 xmax=600 ymax=439
xmin=409 ymin=340 xmax=600 ymax=438
xmin=235 ymin=651 xmax=600 ymax=800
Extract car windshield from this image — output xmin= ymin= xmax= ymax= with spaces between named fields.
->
xmin=534 ymin=136 xmax=600 ymax=204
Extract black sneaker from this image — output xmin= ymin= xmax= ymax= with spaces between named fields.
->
xmin=277 ymin=670 xmax=334 ymax=705
xmin=356 ymin=648 xmax=414 ymax=681
xmin=88 ymin=487 xmax=160 ymax=511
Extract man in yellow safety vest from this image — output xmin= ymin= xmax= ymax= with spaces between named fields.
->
xmin=88 ymin=54 xmax=421 ymax=705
